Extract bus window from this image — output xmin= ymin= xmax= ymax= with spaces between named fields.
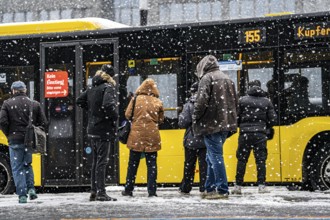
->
xmin=124 ymin=57 xmax=182 ymax=129
xmin=281 ymin=49 xmax=330 ymax=124
xmin=0 ymin=66 xmax=35 ymax=106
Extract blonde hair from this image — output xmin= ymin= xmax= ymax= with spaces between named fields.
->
xmin=95 ymin=70 xmax=116 ymax=86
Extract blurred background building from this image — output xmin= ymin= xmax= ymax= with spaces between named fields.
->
xmin=0 ymin=0 xmax=329 ymax=26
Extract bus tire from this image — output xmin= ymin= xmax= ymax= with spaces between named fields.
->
xmin=310 ymin=146 xmax=330 ymax=191
xmin=0 ymin=154 xmax=15 ymax=194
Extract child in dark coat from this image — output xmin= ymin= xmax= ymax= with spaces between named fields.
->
xmin=178 ymin=82 xmax=207 ymax=194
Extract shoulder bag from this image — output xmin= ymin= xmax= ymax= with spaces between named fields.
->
xmin=118 ymin=96 xmax=137 ymax=144
xmin=24 ymin=100 xmax=47 ymax=154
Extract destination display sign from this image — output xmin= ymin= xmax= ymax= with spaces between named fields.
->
xmin=219 ymin=60 xmax=242 ymax=71
xmin=45 ymin=71 xmax=69 ymax=98
xmin=238 ymin=27 xmax=266 ymax=44
xmin=295 ymin=22 xmax=330 ymax=39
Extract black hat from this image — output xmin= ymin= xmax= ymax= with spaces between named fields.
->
xmin=190 ymin=82 xmax=199 ymax=93
xmin=101 ymin=64 xmax=115 ymax=77
xmin=248 ymin=80 xmax=261 ymax=88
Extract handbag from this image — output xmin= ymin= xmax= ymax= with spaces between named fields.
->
xmin=24 ymin=100 xmax=47 ymax=154
xmin=118 ymin=96 xmax=137 ymax=144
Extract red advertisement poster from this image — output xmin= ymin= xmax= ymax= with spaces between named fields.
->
xmin=44 ymin=71 xmax=69 ymax=98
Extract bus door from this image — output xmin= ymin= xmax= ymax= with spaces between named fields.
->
xmin=40 ymin=39 xmax=119 ymax=186
xmin=231 ymin=50 xmax=281 ymax=183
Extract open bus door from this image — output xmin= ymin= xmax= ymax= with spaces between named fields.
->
xmin=40 ymin=39 xmax=119 ymax=188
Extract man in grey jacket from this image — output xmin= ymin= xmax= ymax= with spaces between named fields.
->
xmin=192 ymin=55 xmax=238 ymax=199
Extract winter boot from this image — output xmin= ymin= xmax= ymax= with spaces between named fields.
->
xmin=89 ymin=191 xmax=96 ymax=201
xmin=121 ymin=190 xmax=133 ymax=197
xmin=96 ymin=193 xmax=117 ymax=201
xmin=19 ymin=195 xmax=27 ymax=204
xmin=258 ymin=184 xmax=270 ymax=193
xmin=148 ymin=192 xmax=158 ymax=197
xmin=28 ymin=189 xmax=38 ymax=200
xmin=231 ymin=185 xmax=242 ymax=195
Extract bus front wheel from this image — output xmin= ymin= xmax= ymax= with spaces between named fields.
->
xmin=311 ymin=147 xmax=330 ymax=191
xmin=0 ymin=154 xmax=15 ymax=194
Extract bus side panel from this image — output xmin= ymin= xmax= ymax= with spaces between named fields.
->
xmin=32 ymin=154 xmax=42 ymax=186
xmin=280 ymin=117 xmax=330 ymax=183
xmin=120 ymin=128 xmax=281 ymax=184
xmin=119 ymin=130 xmax=185 ymax=184
xmin=0 ymin=131 xmax=8 ymax=146
xmin=224 ymin=127 xmax=281 ymax=183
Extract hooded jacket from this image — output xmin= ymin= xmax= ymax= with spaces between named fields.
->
xmin=76 ymin=74 xmax=118 ymax=140
xmin=238 ymin=85 xmax=277 ymax=133
xmin=192 ymin=55 xmax=238 ymax=136
xmin=125 ymin=79 xmax=164 ymax=152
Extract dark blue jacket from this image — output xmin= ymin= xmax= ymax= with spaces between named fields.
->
xmin=238 ymin=86 xmax=277 ymax=134
xmin=179 ymin=95 xmax=206 ymax=149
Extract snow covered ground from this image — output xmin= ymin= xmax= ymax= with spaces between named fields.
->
xmin=0 ymin=186 xmax=330 ymax=220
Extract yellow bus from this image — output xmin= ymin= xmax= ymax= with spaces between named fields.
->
xmin=1 ymin=12 xmax=330 ymax=194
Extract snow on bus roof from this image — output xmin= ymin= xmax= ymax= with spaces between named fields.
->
xmin=0 ymin=17 xmax=129 ymax=36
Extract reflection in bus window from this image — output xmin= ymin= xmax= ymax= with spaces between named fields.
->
xmin=149 ymin=74 xmax=178 ymax=119
xmin=0 ymin=66 xmax=34 ymax=106
xmin=282 ymin=49 xmax=329 ymax=124
xmin=284 ymin=72 xmax=322 ymax=116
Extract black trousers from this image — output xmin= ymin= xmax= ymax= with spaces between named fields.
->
xmin=124 ymin=150 xmax=157 ymax=194
xmin=179 ymin=147 xmax=207 ymax=193
xmin=90 ymin=138 xmax=111 ymax=194
xmin=236 ymin=133 xmax=268 ymax=186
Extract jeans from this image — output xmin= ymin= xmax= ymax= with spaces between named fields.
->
xmin=180 ymin=147 xmax=207 ymax=193
xmin=124 ymin=150 xmax=157 ymax=194
xmin=90 ymin=138 xmax=111 ymax=195
xmin=9 ymin=143 xmax=35 ymax=197
xmin=204 ymin=132 xmax=229 ymax=194
xmin=236 ymin=132 xmax=268 ymax=185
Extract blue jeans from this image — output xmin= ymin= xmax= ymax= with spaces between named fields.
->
xmin=204 ymin=132 xmax=228 ymax=194
xmin=9 ymin=143 xmax=35 ymax=197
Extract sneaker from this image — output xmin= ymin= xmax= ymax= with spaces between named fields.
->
xmin=19 ymin=196 xmax=27 ymax=204
xmin=121 ymin=190 xmax=133 ymax=197
xmin=200 ymin=191 xmax=208 ymax=199
xmin=28 ymin=189 xmax=38 ymax=200
xmin=89 ymin=191 xmax=96 ymax=201
xmin=204 ymin=191 xmax=229 ymax=200
xmin=258 ymin=185 xmax=270 ymax=193
xmin=231 ymin=185 xmax=242 ymax=195
xmin=96 ymin=193 xmax=117 ymax=201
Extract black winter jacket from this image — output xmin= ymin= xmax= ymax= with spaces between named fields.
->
xmin=76 ymin=75 xmax=118 ymax=140
xmin=238 ymin=86 xmax=277 ymax=134
xmin=179 ymin=95 xmax=206 ymax=149
xmin=0 ymin=93 xmax=47 ymax=143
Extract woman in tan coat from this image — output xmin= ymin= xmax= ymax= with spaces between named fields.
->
xmin=122 ymin=78 xmax=164 ymax=197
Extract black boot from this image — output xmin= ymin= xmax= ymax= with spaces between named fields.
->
xmin=96 ymin=193 xmax=117 ymax=201
xmin=121 ymin=190 xmax=133 ymax=197
xmin=89 ymin=191 xmax=96 ymax=201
